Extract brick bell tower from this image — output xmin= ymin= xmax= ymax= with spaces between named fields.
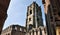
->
xmin=0 ymin=0 xmax=10 ymax=34
xmin=26 ymin=2 xmax=44 ymax=35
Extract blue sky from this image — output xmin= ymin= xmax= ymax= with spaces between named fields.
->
xmin=3 ymin=0 xmax=45 ymax=29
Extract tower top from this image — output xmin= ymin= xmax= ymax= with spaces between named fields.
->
xmin=28 ymin=1 xmax=39 ymax=7
xmin=32 ymin=1 xmax=36 ymax=4
xmin=32 ymin=1 xmax=38 ymax=5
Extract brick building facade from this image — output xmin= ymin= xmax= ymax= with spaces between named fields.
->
xmin=0 ymin=0 xmax=10 ymax=34
xmin=42 ymin=0 xmax=60 ymax=35
xmin=1 ymin=25 xmax=26 ymax=35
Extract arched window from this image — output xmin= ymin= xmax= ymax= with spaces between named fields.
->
xmin=20 ymin=28 xmax=22 ymax=31
xmin=15 ymin=26 xmax=17 ymax=30
xmin=58 ymin=12 xmax=60 ymax=16
xmin=30 ymin=10 xmax=32 ymax=14
xmin=29 ymin=24 xmax=33 ymax=30
xmin=29 ymin=18 xmax=31 ymax=22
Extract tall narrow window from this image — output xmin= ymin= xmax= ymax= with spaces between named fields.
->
xmin=20 ymin=28 xmax=22 ymax=31
xmin=15 ymin=26 xmax=17 ymax=30
xmin=37 ymin=17 xmax=39 ymax=21
xmin=30 ymin=32 xmax=31 ymax=35
xmin=30 ymin=10 xmax=32 ymax=14
xmin=42 ymin=0 xmax=45 ymax=4
xmin=29 ymin=24 xmax=32 ymax=30
xmin=29 ymin=18 xmax=31 ymax=22
xmin=58 ymin=12 xmax=60 ymax=16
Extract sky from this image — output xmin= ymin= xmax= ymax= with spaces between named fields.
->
xmin=3 ymin=0 xmax=45 ymax=29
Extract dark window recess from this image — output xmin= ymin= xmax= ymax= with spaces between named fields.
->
xmin=53 ymin=9 xmax=57 ymax=15
xmin=59 ymin=32 xmax=60 ymax=35
xmin=37 ymin=17 xmax=40 ymax=27
xmin=29 ymin=24 xmax=33 ymax=30
xmin=37 ymin=17 xmax=39 ymax=21
xmin=48 ymin=5 xmax=52 ymax=16
xmin=52 ymin=4 xmax=56 ymax=8
xmin=55 ymin=17 xmax=60 ymax=21
xmin=30 ymin=10 xmax=32 ymax=14
xmin=58 ymin=12 xmax=60 ymax=16
xmin=30 ymin=32 xmax=31 ymax=35
xmin=54 ymin=13 xmax=56 ymax=15
xmin=50 ymin=16 xmax=53 ymax=19
xmin=53 ymin=9 xmax=56 ymax=12
xmin=42 ymin=0 xmax=45 ymax=4
xmin=12 ymin=25 xmax=15 ymax=28
xmin=29 ymin=18 xmax=31 ymax=21
xmin=38 ymin=23 xmax=40 ymax=27
xmin=50 ymin=13 xmax=52 ymax=16
xmin=52 ymin=5 xmax=55 ymax=8
xmin=27 ymin=12 xmax=28 ymax=16
xmin=50 ymin=16 xmax=53 ymax=22
xmin=40 ymin=29 xmax=42 ymax=35
xmin=52 ymin=24 xmax=56 ymax=35
xmin=55 ymin=19 xmax=60 ymax=21
xmin=0 ymin=31 xmax=1 ymax=35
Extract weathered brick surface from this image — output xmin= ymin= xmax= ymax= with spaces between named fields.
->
xmin=0 ymin=0 xmax=10 ymax=34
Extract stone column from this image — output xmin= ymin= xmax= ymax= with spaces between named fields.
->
xmin=38 ymin=30 xmax=40 ymax=35
xmin=31 ymin=32 xmax=32 ymax=35
xmin=42 ymin=29 xmax=46 ymax=35
xmin=34 ymin=31 xmax=36 ymax=35
xmin=28 ymin=33 xmax=30 ymax=35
